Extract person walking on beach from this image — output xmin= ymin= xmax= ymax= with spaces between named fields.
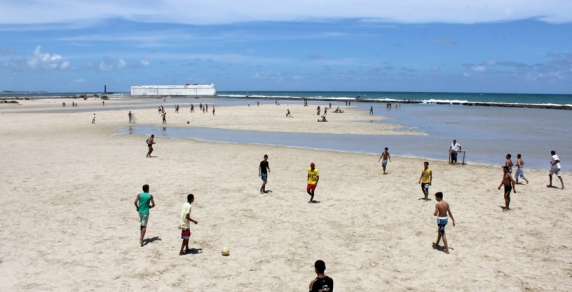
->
xmin=378 ymin=147 xmax=391 ymax=175
xmin=547 ymin=150 xmax=564 ymax=189
xmin=498 ymin=166 xmax=516 ymax=211
xmin=259 ymin=154 xmax=271 ymax=194
xmin=309 ymin=260 xmax=333 ymax=292
xmin=505 ymin=154 xmax=513 ymax=174
xmin=433 ymin=192 xmax=456 ymax=254
xmin=128 ymin=111 xmax=133 ymax=123
xmin=146 ymin=134 xmax=155 ymax=157
xmin=449 ymin=140 xmax=461 ymax=165
xmin=92 ymin=113 xmax=96 ymax=124
xmin=418 ymin=162 xmax=432 ymax=201
xmin=307 ymin=162 xmax=319 ymax=203
xmin=134 ymin=184 xmax=155 ymax=247
xmin=514 ymin=154 xmax=529 ymax=185
xmin=179 ymin=194 xmax=198 ymax=255
xmin=212 ymin=105 xmax=215 ymax=116
xmin=369 ymin=106 xmax=374 ymax=115
xmin=161 ymin=112 xmax=167 ymax=124
xmin=286 ymin=109 xmax=291 ymax=117
xmin=190 ymin=104 xmax=194 ymax=112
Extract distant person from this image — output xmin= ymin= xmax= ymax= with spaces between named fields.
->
xmin=329 ymin=102 xmax=332 ymax=108
xmin=205 ymin=104 xmax=208 ymax=112
xmin=317 ymin=116 xmax=328 ymax=122
xmin=162 ymin=112 xmax=167 ymax=124
xmin=369 ymin=106 xmax=373 ymax=115
xmin=498 ymin=166 xmax=516 ymax=211
xmin=505 ymin=154 xmax=513 ymax=174
xmin=324 ymin=107 xmax=327 ymax=115
xmin=190 ymin=104 xmax=194 ymax=112
xmin=102 ymin=101 xmax=105 ymax=106
xmin=432 ymin=192 xmax=456 ymax=254
xmin=547 ymin=150 xmax=564 ymax=189
xmin=259 ymin=154 xmax=271 ymax=194
xmin=514 ymin=154 xmax=529 ymax=184
xmin=146 ymin=134 xmax=155 ymax=157
xmin=128 ymin=111 xmax=133 ymax=123
xmin=257 ymin=101 xmax=260 ymax=107
xmin=92 ymin=113 xmax=96 ymax=124
xmin=134 ymin=184 xmax=155 ymax=247
xmin=418 ymin=162 xmax=432 ymax=201
xmin=316 ymin=106 xmax=320 ymax=115
xmin=378 ymin=147 xmax=391 ymax=175
xmin=307 ymin=162 xmax=319 ymax=203
xmin=179 ymin=194 xmax=198 ymax=255
xmin=449 ymin=140 xmax=461 ymax=165
xmin=309 ymin=260 xmax=333 ymax=292
xmin=175 ymin=105 xmax=179 ymax=113
xmin=286 ymin=109 xmax=291 ymax=118
xmin=212 ymin=105 xmax=215 ymax=115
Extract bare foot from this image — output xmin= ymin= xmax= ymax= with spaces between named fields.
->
xmin=547 ymin=184 xmax=552 ymax=187
xmin=140 ymin=240 xmax=144 ymax=247
xmin=179 ymin=252 xmax=185 ymax=256
xmin=445 ymin=249 xmax=450 ymax=254
xmin=432 ymin=242 xmax=439 ymax=249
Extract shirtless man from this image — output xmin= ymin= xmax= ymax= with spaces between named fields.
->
xmin=378 ymin=147 xmax=391 ymax=175
xmin=161 ymin=112 xmax=167 ymax=124
xmin=505 ymin=154 xmax=513 ymax=174
xmin=498 ymin=166 xmax=516 ymax=211
xmin=146 ymin=134 xmax=155 ymax=158
xmin=418 ymin=162 xmax=432 ymax=201
xmin=433 ymin=192 xmax=456 ymax=254
xmin=514 ymin=154 xmax=529 ymax=185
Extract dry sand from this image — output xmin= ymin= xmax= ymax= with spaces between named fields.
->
xmin=0 ymin=99 xmax=571 ymax=291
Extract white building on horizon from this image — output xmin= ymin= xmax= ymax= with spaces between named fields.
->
xmin=130 ymin=84 xmax=216 ymax=96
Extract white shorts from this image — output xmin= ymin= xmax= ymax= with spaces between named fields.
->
xmin=549 ymin=168 xmax=561 ymax=176
xmin=514 ymin=168 xmax=526 ymax=179
xmin=381 ymin=160 xmax=388 ymax=167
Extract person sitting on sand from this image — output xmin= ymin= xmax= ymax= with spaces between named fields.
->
xmin=317 ymin=116 xmax=328 ymax=122
xmin=334 ymin=107 xmax=344 ymax=113
xmin=433 ymin=192 xmax=455 ymax=254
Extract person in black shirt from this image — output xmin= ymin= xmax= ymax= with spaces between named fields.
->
xmin=258 ymin=154 xmax=271 ymax=194
xmin=309 ymin=260 xmax=333 ymax=292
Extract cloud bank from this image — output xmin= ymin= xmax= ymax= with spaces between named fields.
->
xmin=1 ymin=1 xmax=571 ymax=26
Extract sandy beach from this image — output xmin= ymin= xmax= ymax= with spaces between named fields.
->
xmin=0 ymin=98 xmax=571 ymax=291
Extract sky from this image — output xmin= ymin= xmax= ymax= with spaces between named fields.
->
xmin=0 ymin=0 xmax=571 ymax=94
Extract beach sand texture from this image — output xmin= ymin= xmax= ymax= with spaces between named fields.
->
xmin=0 ymin=100 xmax=571 ymax=291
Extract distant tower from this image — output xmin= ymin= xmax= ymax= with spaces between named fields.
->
xmin=104 ymin=85 xmax=107 ymax=93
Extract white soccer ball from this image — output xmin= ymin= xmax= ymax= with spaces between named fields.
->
xmin=222 ymin=247 xmax=230 ymax=256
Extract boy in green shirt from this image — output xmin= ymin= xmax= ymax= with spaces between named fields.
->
xmin=134 ymin=184 xmax=155 ymax=247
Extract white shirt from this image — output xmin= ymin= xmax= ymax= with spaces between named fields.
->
xmin=451 ymin=143 xmax=461 ymax=152
xmin=551 ymin=155 xmax=561 ymax=169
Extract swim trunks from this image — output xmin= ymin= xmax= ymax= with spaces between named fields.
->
xmin=307 ymin=184 xmax=317 ymax=192
xmin=451 ymin=152 xmax=457 ymax=161
xmin=504 ymin=185 xmax=512 ymax=197
xmin=514 ymin=168 xmax=526 ymax=179
xmin=437 ymin=217 xmax=448 ymax=234
xmin=139 ymin=214 xmax=149 ymax=227
xmin=422 ymin=183 xmax=430 ymax=190
xmin=549 ymin=168 xmax=561 ymax=176
xmin=148 ymin=144 xmax=152 ymax=147
xmin=382 ymin=160 xmax=388 ymax=167
xmin=261 ymin=173 xmax=267 ymax=182
xmin=181 ymin=228 xmax=190 ymax=239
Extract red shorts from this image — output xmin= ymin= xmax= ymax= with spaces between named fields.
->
xmin=181 ymin=228 xmax=190 ymax=239
xmin=307 ymin=184 xmax=316 ymax=191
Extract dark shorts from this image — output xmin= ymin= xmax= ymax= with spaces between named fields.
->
xmin=307 ymin=184 xmax=316 ymax=191
xmin=261 ymin=173 xmax=267 ymax=182
xmin=451 ymin=152 xmax=457 ymax=161
xmin=504 ymin=186 xmax=512 ymax=197
xmin=437 ymin=218 xmax=448 ymax=234
xmin=181 ymin=228 xmax=190 ymax=239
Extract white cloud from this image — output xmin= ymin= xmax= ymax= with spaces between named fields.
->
xmin=1 ymin=1 xmax=571 ymax=25
xmin=73 ymin=78 xmax=86 ymax=83
xmin=27 ymin=46 xmax=67 ymax=69
xmin=117 ymin=59 xmax=126 ymax=68
xmin=99 ymin=61 xmax=112 ymax=71
xmin=60 ymin=61 xmax=70 ymax=69
xmin=139 ymin=58 xmax=149 ymax=67
xmin=472 ymin=65 xmax=487 ymax=72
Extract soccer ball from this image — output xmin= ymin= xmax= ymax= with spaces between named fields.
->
xmin=221 ymin=247 xmax=230 ymax=256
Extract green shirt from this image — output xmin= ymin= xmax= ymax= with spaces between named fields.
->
xmin=138 ymin=192 xmax=152 ymax=215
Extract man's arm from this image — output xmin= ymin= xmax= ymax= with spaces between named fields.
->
xmin=498 ymin=177 xmax=503 ymax=190
xmin=149 ymin=196 xmax=155 ymax=209
xmin=447 ymin=206 xmax=456 ymax=226
xmin=259 ymin=164 xmax=261 ymax=177
xmin=186 ymin=213 xmax=198 ymax=224
xmin=267 ymin=163 xmax=270 ymax=173
xmin=388 ymin=153 xmax=391 ymax=162
xmin=134 ymin=194 xmax=139 ymax=211
xmin=429 ymin=171 xmax=433 ymax=185
xmin=511 ymin=176 xmax=517 ymax=193
xmin=315 ymin=176 xmax=319 ymax=185
xmin=419 ymin=171 xmax=423 ymax=184
xmin=433 ymin=204 xmax=439 ymax=216
xmin=378 ymin=154 xmax=383 ymax=162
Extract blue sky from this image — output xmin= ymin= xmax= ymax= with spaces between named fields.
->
xmin=0 ymin=0 xmax=571 ymax=93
